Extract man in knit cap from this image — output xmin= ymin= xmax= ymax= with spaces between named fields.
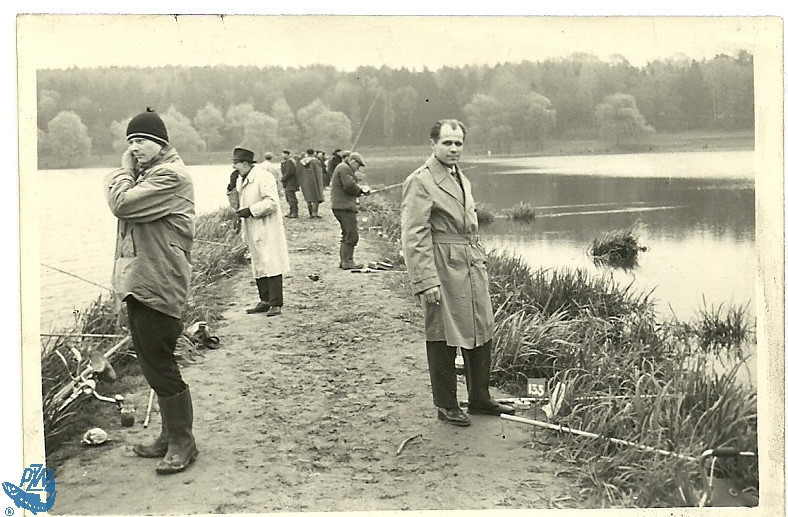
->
xmin=104 ymin=108 xmax=198 ymax=474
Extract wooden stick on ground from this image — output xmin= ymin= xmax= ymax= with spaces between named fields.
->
xmin=395 ymin=433 xmax=422 ymax=456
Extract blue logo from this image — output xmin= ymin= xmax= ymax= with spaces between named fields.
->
xmin=3 ymin=464 xmax=56 ymax=515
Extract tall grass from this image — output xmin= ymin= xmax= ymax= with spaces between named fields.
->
xmin=42 ymin=207 xmax=246 ymax=463
xmin=362 ymin=196 xmax=757 ymax=508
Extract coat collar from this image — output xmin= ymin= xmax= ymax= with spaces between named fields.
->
xmin=426 ymin=155 xmax=465 ymax=205
xmin=240 ymin=165 xmax=258 ymax=188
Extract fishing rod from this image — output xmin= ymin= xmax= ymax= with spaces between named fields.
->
xmin=501 ymin=413 xmax=696 ymax=462
xmin=367 ymin=166 xmax=479 ymax=195
xmin=351 ymin=87 xmax=383 ymax=152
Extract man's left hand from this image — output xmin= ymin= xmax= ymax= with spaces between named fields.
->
xmin=236 ymin=207 xmax=253 ymax=218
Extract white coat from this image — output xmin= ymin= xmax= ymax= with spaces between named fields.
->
xmin=228 ymin=166 xmax=290 ymax=278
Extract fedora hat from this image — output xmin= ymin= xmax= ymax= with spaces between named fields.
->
xmin=232 ymin=147 xmax=256 ymax=163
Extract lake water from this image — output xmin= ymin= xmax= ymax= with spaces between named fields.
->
xmin=36 ymin=151 xmax=755 ymax=339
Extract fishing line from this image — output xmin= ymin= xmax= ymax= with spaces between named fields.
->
xmin=40 ymin=263 xmax=112 ymax=291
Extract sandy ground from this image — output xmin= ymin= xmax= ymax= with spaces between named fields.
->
xmin=51 ymin=206 xmax=587 ymax=514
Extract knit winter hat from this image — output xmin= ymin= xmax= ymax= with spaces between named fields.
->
xmin=126 ymin=108 xmax=169 ymax=147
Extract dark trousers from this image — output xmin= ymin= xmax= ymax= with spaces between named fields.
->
xmin=256 ymin=274 xmax=283 ymax=307
xmin=332 ymin=209 xmax=359 ymax=246
xmin=126 ymin=296 xmax=187 ymax=398
xmin=285 ymin=189 xmax=298 ymax=215
xmin=426 ymin=339 xmax=494 ymax=408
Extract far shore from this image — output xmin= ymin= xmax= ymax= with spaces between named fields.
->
xmin=38 ymin=130 xmax=754 ymax=171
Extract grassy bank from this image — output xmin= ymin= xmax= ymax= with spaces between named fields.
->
xmin=359 ymin=195 xmax=757 ymax=508
xmin=42 ymin=207 xmax=247 ymax=466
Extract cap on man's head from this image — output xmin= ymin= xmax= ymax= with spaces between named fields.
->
xmin=348 ymin=152 xmax=365 ymax=167
xmin=339 ymin=150 xmax=351 ymax=158
xmin=126 ymin=108 xmax=169 ymax=147
xmin=282 ymin=149 xmax=290 ymax=155
xmin=306 ymin=149 xmax=315 ymax=155
xmin=233 ymin=147 xmax=256 ymax=163
xmin=264 ymin=152 xmax=274 ymax=160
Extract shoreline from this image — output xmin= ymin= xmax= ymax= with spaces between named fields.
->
xmin=49 ymin=204 xmax=593 ymax=513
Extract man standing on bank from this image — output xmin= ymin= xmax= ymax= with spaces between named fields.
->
xmin=281 ymin=149 xmax=299 ymax=218
xmin=331 ymin=151 xmax=370 ymax=269
xmin=105 ymin=108 xmax=198 ymax=473
xmin=400 ymin=119 xmax=515 ymax=427
xmin=228 ymin=147 xmax=290 ymax=317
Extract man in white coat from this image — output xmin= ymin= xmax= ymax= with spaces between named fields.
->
xmin=401 ymin=120 xmax=515 ymax=427
xmin=227 ymin=147 xmax=290 ymax=317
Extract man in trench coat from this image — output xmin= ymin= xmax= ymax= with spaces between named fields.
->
xmin=296 ymin=148 xmax=325 ymax=218
xmin=228 ymin=147 xmax=291 ymax=317
xmin=400 ymin=119 xmax=515 ymax=426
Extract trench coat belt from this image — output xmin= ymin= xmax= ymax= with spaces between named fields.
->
xmin=431 ymin=232 xmax=480 ymax=245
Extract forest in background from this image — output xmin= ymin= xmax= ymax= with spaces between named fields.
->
xmin=36 ymin=51 xmax=754 ymax=167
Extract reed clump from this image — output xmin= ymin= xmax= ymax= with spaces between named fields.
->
xmin=42 ymin=207 xmax=246 ymax=464
xmin=589 ymin=226 xmax=647 ymax=270
xmin=506 ymin=201 xmax=536 ymax=223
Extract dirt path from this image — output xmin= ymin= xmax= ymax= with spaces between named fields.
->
xmin=52 ymin=210 xmax=585 ymax=514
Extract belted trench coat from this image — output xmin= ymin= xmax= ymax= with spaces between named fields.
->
xmin=228 ymin=166 xmax=290 ymax=278
xmin=400 ymin=155 xmax=494 ymax=349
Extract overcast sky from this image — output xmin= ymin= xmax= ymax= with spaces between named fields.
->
xmin=17 ymin=14 xmax=775 ymax=71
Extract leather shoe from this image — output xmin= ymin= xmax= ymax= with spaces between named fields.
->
xmin=246 ymin=301 xmax=270 ymax=314
xmin=437 ymin=407 xmax=471 ymax=427
xmin=266 ymin=306 xmax=282 ymax=317
xmin=284 ymin=214 xmax=298 ymax=218
xmin=467 ymin=400 xmax=515 ymax=416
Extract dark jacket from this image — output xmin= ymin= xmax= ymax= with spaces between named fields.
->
xmin=331 ymin=161 xmax=364 ymax=211
xmin=281 ymin=157 xmax=298 ymax=191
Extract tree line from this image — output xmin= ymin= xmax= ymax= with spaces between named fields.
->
xmin=37 ymin=51 xmax=753 ymax=167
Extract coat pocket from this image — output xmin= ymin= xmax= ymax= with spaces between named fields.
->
xmin=112 ymin=256 xmax=136 ymax=295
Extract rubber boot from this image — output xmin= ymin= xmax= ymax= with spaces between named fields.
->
xmin=155 ymin=387 xmax=199 ymax=474
xmin=307 ymin=203 xmax=315 ymax=218
xmin=463 ymin=343 xmax=515 ymax=416
xmin=338 ymin=244 xmax=346 ymax=268
xmin=340 ymin=243 xmax=363 ymax=270
xmin=133 ymin=395 xmax=168 ymax=458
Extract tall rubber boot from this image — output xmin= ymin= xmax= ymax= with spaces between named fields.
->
xmin=339 ymin=243 xmax=363 ymax=270
xmin=338 ymin=243 xmax=346 ymax=268
xmin=155 ymin=387 xmax=199 ymax=474
xmin=133 ymin=394 xmax=168 ymax=458
xmin=462 ymin=343 xmax=515 ymax=415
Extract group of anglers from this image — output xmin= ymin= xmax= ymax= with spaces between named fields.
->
xmin=279 ymin=148 xmax=347 ymax=220
xmin=105 ymin=108 xmax=513 ymax=478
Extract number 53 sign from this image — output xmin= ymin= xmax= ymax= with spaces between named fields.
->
xmin=527 ymin=378 xmax=546 ymax=398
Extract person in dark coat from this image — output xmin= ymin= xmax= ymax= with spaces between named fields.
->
xmin=281 ymin=149 xmax=299 ymax=218
xmin=296 ymin=148 xmax=324 ymax=218
xmin=401 ymin=119 xmax=515 ymax=427
xmin=327 ymin=149 xmax=343 ymax=185
xmin=316 ymin=150 xmax=329 ymax=187
xmin=330 ymin=151 xmax=370 ymax=269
